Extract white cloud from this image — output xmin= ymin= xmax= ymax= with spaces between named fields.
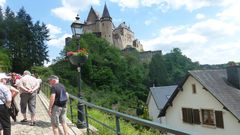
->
xmin=217 ymin=0 xmax=240 ymax=23
xmin=167 ymin=0 xmax=217 ymax=11
xmin=184 ymin=41 xmax=240 ymax=64
xmin=111 ymin=0 xmax=220 ymax=12
xmin=143 ymin=26 xmax=207 ymax=45
xmin=51 ymin=0 xmax=100 ymax=21
xmin=144 ymin=18 xmax=157 ymax=26
xmin=47 ymin=33 xmax=72 ymax=48
xmin=46 ymin=24 xmax=62 ymax=38
xmin=110 ymin=0 xmax=140 ymax=9
xmin=141 ymin=15 xmax=240 ymax=64
xmin=51 ymin=7 xmax=77 ymax=21
xmin=189 ymin=19 xmax=240 ymax=36
xmin=0 ymin=0 xmax=5 ymax=7
xmin=144 ymin=20 xmax=152 ymax=26
xmin=196 ymin=13 xmax=205 ymax=20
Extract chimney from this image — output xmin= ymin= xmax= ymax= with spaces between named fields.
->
xmin=227 ymin=65 xmax=240 ymax=89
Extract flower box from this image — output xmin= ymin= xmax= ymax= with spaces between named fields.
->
xmin=67 ymin=48 xmax=88 ymax=66
xmin=69 ymin=55 xmax=88 ymax=66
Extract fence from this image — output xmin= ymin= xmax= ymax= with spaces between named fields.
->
xmin=41 ymin=82 xmax=193 ymax=135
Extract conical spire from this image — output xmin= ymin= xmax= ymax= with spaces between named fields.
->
xmin=102 ymin=3 xmax=111 ymax=19
xmin=87 ymin=6 xmax=99 ymax=23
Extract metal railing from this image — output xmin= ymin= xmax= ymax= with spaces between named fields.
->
xmin=41 ymin=83 xmax=194 ymax=135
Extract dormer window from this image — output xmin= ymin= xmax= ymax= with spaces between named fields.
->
xmin=192 ymin=84 xmax=196 ymax=94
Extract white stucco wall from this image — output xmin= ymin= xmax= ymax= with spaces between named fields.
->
xmin=148 ymin=95 xmax=160 ymax=123
xmin=165 ymin=76 xmax=240 ymax=135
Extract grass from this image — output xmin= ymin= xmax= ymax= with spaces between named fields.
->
xmin=84 ymin=109 xmax=160 ymax=135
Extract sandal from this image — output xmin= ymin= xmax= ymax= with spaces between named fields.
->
xmin=20 ymin=119 xmax=27 ymax=122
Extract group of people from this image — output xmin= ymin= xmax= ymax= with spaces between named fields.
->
xmin=0 ymin=70 xmax=69 ymax=135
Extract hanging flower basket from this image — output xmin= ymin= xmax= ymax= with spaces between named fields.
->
xmin=67 ymin=48 xmax=88 ymax=66
xmin=69 ymin=55 xmax=88 ymax=65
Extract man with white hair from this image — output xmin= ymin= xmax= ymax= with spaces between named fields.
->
xmin=18 ymin=70 xmax=40 ymax=126
xmin=48 ymin=75 xmax=68 ymax=135
xmin=0 ymin=73 xmax=12 ymax=135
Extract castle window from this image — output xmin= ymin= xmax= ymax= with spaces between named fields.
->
xmin=192 ymin=84 xmax=196 ymax=94
xmin=102 ymin=23 xmax=104 ymax=26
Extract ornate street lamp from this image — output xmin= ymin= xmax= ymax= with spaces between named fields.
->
xmin=70 ymin=14 xmax=85 ymax=128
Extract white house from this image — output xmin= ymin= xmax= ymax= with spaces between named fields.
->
xmin=146 ymin=85 xmax=177 ymax=123
xmin=159 ymin=66 xmax=240 ymax=135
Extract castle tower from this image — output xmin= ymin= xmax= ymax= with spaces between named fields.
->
xmin=86 ymin=6 xmax=99 ymax=24
xmin=100 ymin=3 xmax=113 ymax=44
xmin=84 ymin=6 xmax=101 ymax=34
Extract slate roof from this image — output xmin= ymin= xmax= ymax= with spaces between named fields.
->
xmin=159 ymin=69 xmax=240 ymax=121
xmin=102 ymin=3 xmax=111 ymax=19
xmin=86 ymin=6 xmax=99 ymax=22
xmin=147 ymin=85 xmax=177 ymax=110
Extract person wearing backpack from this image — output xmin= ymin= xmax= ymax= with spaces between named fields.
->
xmin=47 ymin=75 xmax=68 ymax=135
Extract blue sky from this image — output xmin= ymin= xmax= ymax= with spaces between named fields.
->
xmin=1 ymin=0 xmax=240 ymax=65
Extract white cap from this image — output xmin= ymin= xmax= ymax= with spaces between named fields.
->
xmin=0 ymin=73 xmax=10 ymax=79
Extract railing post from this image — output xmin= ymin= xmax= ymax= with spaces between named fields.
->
xmin=116 ymin=116 xmax=121 ymax=135
xmin=84 ymin=105 xmax=90 ymax=135
xmin=77 ymin=66 xmax=85 ymax=128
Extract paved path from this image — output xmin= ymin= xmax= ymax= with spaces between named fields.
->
xmin=11 ymin=92 xmax=86 ymax=135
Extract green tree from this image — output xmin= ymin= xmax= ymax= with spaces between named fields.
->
xmin=148 ymin=53 xmax=168 ymax=86
xmin=1 ymin=7 xmax=49 ymax=73
xmin=164 ymin=48 xmax=200 ymax=84
xmin=0 ymin=47 xmax=11 ymax=72
xmin=52 ymin=33 xmax=148 ymax=113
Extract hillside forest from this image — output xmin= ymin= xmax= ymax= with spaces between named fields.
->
xmin=33 ymin=33 xmax=201 ymax=115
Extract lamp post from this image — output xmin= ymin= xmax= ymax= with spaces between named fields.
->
xmin=71 ymin=15 xmax=85 ymax=128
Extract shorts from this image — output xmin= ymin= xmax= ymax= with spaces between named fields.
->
xmin=51 ymin=105 xmax=67 ymax=127
xmin=20 ymin=93 xmax=37 ymax=114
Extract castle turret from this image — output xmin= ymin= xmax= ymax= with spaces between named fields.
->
xmin=86 ymin=6 xmax=99 ymax=24
xmin=100 ymin=3 xmax=113 ymax=44
xmin=102 ymin=3 xmax=111 ymax=20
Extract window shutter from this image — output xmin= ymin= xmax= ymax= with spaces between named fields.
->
xmin=193 ymin=109 xmax=200 ymax=124
xmin=182 ymin=108 xmax=188 ymax=122
xmin=187 ymin=108 xmax=193 ymax=123
xmin=215 ymin=111 xmax=224 ymax=128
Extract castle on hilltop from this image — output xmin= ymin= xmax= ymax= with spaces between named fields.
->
xmin=80 ymin=4 xmax=144 ymax=52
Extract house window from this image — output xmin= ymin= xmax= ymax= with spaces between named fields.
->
xmin=192 ymin=84 xmax=196 ymax=94
xmin=201 ymin=109 xmax=214 ymax=126
xmin=182 ymin=108 xmax=224 ymax=128
xmin=182 ymin=108 xmax=200 ymax=124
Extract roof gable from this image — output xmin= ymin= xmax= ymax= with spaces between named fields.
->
xmin=148 ymin=85 xmax=177 ymax=110
xmin=159 ymin=69 xmax=240 ymax=121
xmin=86 ymin=6 xmax=99 ymax=23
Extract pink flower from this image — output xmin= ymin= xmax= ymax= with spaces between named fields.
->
xmin=66 ymin=49 xmax=88 ymax=57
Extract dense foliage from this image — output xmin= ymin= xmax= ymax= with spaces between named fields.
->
xmin=45 ymin=33 xmax=201 ymax=116
xmin=0 ymin=6 xmax=49 ymax=73
xmin=148 ymin=48 xmax=201 ymax=86
xmin=0 ymin=47 xmax=11 ymax=71
xmin=49 ymin=34 xmax=148 ymax=114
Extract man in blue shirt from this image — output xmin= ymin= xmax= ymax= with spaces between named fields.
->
xmin=0 ymin=73 xmax=12 ymax=135
xmin=48 ymin=75 xmax=68 ymax=135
